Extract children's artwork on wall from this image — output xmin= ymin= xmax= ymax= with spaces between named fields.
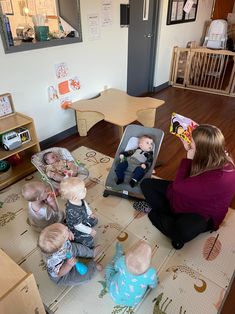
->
xmin=58 ymin=81 xmax=70 ymax=95
xmin=48 ymin=86 xmax=59 ymax=102
xmin=55 ymin=62 xmax=69 ymax=79
xmin=60 ymin=97 xmax=72 ymax=110
xmin=87 ymin=13 xmax=101 ymax=40
xmin=69 ymin=76 xmax=81 ymax=91
xmin=170 ymin=112 xmax=198 ymax=143
xmin=101 ymin=0 xmax=113 ymax=26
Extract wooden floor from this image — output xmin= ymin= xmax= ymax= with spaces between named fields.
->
xmin=51 ymin=86 xmax=235 ymax=314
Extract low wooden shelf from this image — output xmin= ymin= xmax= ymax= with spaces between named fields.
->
xmin=0 ymin=249 xmax=46 ymax=314
xmin=0 ymin=112 xmax=40 ymax=190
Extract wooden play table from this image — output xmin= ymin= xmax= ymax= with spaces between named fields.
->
xmin=69 ymin=88 xmax=164 ymax=137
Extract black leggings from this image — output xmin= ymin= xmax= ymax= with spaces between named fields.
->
xmin=140 ymin=178 xmax=210 ymax=244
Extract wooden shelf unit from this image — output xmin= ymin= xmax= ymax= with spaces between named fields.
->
xmin=0 ymin=112 xmax=40 ymax=190
xmin=0 ymin=249 xmax=46 ymax=314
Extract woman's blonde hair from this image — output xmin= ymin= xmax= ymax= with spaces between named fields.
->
xmin=125 ymin=240 xmax=152 ymax=275
xmin=60 ymin=177 xmax=85 ymax=200
xmin=191 ymin=124 xmax=234 ymax=176
xmin=38 ymin=223 xmax=68 ymax=254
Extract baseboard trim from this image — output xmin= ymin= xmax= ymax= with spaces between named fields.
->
xmin=153 ymin=82 xmax=169 ymax=93
xmin=40 ymin=126 xmax=77 ymax=150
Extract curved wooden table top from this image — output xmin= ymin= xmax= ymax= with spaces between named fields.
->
xmin=69 ymin=88 xmax=165 ymax=127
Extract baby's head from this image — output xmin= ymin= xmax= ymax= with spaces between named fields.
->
xmin=43 ymin=152 xmax=60 ymax=165
xmin=38 ymin=223 xmax=70 ymax=254
xmin=60 ymin=177 xmax=86 ymax=201
xmin=125 ymin=241 xmax=152 ymax=275
xmin=22 ymin=181 xmax=50 ymax=202
xmin=139 ymin=135 xmax=153 ymax=152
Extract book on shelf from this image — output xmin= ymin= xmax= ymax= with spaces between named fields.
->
xmin=170 ymin=112 xmax=198 ymax=143
xmin=0 ymin=14 xmax=14 ymax=47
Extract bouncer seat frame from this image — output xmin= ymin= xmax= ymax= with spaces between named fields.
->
xmin=203 ymin=19 xmax=228 ymax=50
xmin=103 ymin=124 xmax=164 ymax=200
xmin=31 ymin=147 xmax=89 ymax=192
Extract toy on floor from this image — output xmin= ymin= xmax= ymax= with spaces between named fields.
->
xmin=105 ymin=241 xmax=157 ymax=307
xmin=60 ymin=177 xmax=98 ymax=248
xmin=66 ymin=252 xmax=88 ymax=275
xmin=115 ymin=135 xmax=153 ymax=188
xmin=104 ymin=124 xmax=164 ymax=199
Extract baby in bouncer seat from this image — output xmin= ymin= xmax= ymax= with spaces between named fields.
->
xmin=43 ymin=151 xmax=78 ymax=184
xmin=115 ymin=135 xmax=154 ymax=188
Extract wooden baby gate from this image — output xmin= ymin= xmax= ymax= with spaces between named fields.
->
xmin=170 ymin=47 xmax=235 ymax=97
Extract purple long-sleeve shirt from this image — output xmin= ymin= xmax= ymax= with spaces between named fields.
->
xmin=167 ymin=159 xmax=235 ymax=230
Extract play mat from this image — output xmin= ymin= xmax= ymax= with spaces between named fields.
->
xmin=0 ymin=146 xmax=234 ymax=314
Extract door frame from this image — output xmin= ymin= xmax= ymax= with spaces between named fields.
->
xmin=147 ymin=0 xmax=160 ymax=93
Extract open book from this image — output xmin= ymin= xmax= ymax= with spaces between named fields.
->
xmin=170 ymin=113 xmax=198 ymax=143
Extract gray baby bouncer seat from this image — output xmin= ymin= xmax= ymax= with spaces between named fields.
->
xmin=31 ymin=147 xmax=89 ymax=191
xmin=203 ymin=19 xmax=228 ymax=50
xmin=103 ymin=124 xmax=164 ymax=199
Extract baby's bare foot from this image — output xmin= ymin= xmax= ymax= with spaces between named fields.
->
xmin=96 ymin=263 xmax=103 ymax=271
xmin=93 ymin=245 xmax=103 ymax=258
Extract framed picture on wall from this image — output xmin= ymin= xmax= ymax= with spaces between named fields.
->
xmin=167 ymin=0 xmax=199 ymax=25
xmin=0 ymin=93 xmax=14 ymax=118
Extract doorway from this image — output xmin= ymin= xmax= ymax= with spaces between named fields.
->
xmin=127 ymin=0 xmax=160 ymax=96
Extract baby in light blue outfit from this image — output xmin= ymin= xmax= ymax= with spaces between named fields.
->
xmin=105 ymin=241 xmax=157 ymax=307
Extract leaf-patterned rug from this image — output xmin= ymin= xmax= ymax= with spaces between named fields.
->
xmin=0 ymin=146 xmax=234 ymax=314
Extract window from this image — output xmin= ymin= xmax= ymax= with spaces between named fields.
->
xmin=0 ymin=0 xmax=82 ymax=53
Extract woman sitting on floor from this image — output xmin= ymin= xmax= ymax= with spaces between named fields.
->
xmin=134 ymin=124 xmax=235 ymax=249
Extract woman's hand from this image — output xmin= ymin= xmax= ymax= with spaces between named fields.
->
xmin=181 ymin=138 xmax=191 ymax=151
xmin=180 ymin=138 xmax=195 ymax=160
xmin=186 ymin=148 xmax=195 ymax=160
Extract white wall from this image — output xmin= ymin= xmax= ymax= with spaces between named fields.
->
xmin=0 ymin=0 xmax=128 ymax=141
xmin=0 ymin=0 xmax=215 ymax=141
xmin=154 ymin=0 xmax=214 ymax=86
